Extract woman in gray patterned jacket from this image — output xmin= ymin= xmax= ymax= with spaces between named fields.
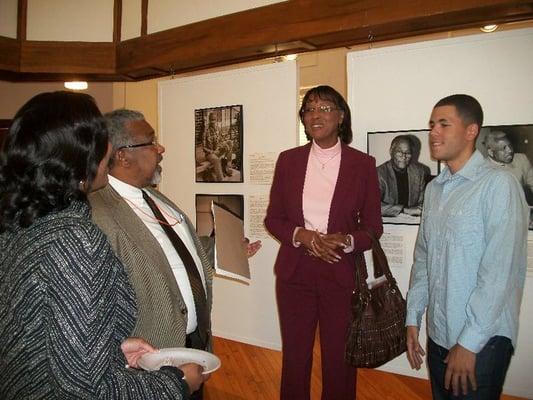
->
xmin=0 ymin=91 xmax=202 ymax=399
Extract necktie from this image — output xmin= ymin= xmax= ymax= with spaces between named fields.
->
xmin=141 ymin=190 xmax=209 ymax=348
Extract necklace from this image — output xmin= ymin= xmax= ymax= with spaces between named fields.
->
xmin=124 ymin=196 xmax=182 ymax=226
xmin=313 ymin=147 xmax=341 ymax=169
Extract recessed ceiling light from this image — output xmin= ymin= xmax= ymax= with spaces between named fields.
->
xmin=64 ymin=81 xmax=88 ymax=90
xmin=480 ymin=24 xmax=498 ymax=33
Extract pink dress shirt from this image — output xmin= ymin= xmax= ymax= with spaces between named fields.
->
xmin=303 ymin=139 xmax=342 ymax=232
xmin=293 ymin=139 xmax=354 ymax=251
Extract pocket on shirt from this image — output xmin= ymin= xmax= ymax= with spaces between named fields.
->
xmin=444 ymin=211 xmax=479 ymax=246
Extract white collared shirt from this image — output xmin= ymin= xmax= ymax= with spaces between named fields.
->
xmin=108 ymin=175 xmax=206 ymax=334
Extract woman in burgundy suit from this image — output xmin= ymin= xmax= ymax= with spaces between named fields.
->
xmin=265 ymin=85 xmax=382 ymax=399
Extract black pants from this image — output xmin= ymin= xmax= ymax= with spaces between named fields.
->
xmin=427 ymin=336 xmax=513 ymax=400
xmin=186 ymin=330 xmax=207 ymax=400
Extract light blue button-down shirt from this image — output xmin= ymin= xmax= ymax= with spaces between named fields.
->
xmin=406 ymin=150 xmax=528 ymax=353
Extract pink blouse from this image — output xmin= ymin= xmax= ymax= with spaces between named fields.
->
xmin=302 ymin=139 xmax=342 ymax=233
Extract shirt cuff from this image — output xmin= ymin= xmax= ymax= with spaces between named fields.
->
xmin=405 ymin=310 xmax=422 ymax=328
xmin=457 ymin=327 xmax=488 ymax=353
xmin=343 ymin=234 xmax=354 ymax=253
xmin=292 ymin=227 xmax=303 ymax=248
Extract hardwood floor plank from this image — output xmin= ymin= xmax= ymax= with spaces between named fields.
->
xmin=205 ymin=336 xmax=526 ymax=400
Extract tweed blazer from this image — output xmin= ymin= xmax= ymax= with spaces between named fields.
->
xmin=89 ymin=184 xmax=214 ymax=349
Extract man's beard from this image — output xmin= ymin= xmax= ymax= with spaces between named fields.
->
xmin=150 ymin=165 xmax=162 ymax=185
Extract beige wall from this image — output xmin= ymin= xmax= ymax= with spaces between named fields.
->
xmin=0 ymin=0 xmax=18 ymax=39
xmin=298 ymin=48 xmax=348 ymax=98
xmin=112 ymin=80 xmax=159 ymax=132
xmin=0 ymin=82 xmax=114 ymax=119
xmin=121 ymin=0 xmax=142 ymax=41
xmin=26 ymin=0 xmax=113 ymax=42
xmin=148 ymin=0 xmax=286 ymax=35
xmin=1 ymin=0 xmax=286 ymax=43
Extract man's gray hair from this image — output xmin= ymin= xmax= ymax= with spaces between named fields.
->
xmin=390 ymin=135 xmax=412 ymax=153
xmin=483 ymin=130 xmax=508 ymax=151
xmin=104 ymin=109 xmax=145 ymax=150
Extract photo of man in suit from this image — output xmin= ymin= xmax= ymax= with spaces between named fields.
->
xmin=89 ymin=109 xmax=260 ymax=399
xmin=377 ymin=135 xmax=431 ymax=218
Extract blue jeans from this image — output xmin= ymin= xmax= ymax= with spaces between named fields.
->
xmin=427 ymin=336 xmax=513 ymax=400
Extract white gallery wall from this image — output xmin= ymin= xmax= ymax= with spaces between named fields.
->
xmin=348 ymin=28 xmax=533 ymax=398
xmin=158 ymin=61 xmax=298 ymax=349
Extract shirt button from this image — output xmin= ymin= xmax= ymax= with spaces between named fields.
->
xmin=181 ymin=308 xmax=187 ymax=315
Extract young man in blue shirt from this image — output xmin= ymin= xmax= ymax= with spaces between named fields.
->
xmin=405 ymin=94 xmax=528 ymax=399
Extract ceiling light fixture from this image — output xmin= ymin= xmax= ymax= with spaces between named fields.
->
xmin=480 ymin=24 xmax=498 ymax=33
xmin=64 ymin=81 xmax=88 ymax=90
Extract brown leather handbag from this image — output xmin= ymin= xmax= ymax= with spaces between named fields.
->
xmin=345 ymin=230 xmax=407 ymax=368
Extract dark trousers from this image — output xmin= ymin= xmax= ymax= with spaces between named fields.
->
xmin=427 ymin=336 xmax=513 ymax=400
xmin=186 ymin=329 xmax=206 ymax=400
xmin=276 ymin=257 xmax=357 ymax=400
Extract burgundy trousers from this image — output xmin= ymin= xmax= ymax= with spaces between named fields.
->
xmin=276 ymin=256 xmax=357 ymax=400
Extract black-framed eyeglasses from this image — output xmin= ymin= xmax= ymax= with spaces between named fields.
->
xmin=118 ymin=140 xmax=158 ymax=150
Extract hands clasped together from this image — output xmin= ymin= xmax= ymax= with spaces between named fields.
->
xmin=296 ymin=229 xmax=350 ymax=264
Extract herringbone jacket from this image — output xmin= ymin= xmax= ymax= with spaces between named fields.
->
xmin=89 ymin=184 xmax=214 ymax=350
xmin=0 ymin=201 xmax=187 ymax=399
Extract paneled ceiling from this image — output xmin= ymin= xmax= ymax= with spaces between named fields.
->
xmin=1 ymin=0 xmax=533 ymax=82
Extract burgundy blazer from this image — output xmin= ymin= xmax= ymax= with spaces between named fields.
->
xmin=264 ymin=142 xmax=383 ymax=287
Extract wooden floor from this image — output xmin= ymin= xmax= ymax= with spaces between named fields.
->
xmin=204 ymin=336 xmax=526 ymax=400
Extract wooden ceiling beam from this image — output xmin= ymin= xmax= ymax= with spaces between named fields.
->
xmin=303 ymin=2 xmax=533 ymax=47
xmin=0 ymin=37 xmax=20 ymax=72
xmin=1 ymin=0 xmax=532 ymax=82
xmin=19 ymin=42 xmax=116 ymax=74
xmin=17 ymin=0 xmax=27 ymax=41
xmin=0 ymin=70 xmax=132 ymax=82
xmin=118 ymin=0 xmax=533 ymax=77
xmin=113 ymin=0 xmax=122 ymax=43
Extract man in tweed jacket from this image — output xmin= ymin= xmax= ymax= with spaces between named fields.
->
xmin=89 ymin=110 xmax=215 ymax=354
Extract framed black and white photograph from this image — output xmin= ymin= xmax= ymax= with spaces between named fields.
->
xmin=477 ymin=124 xmax=533 ymax=230
xmin=195 ymin=194 xmax=244 ymax=237
xmin=195 ymin=105 xmax=243 ymax=183
xmin=368 ymin=130 xmax=438 ymax=225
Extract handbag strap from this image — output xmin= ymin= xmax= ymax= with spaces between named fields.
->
xmin=353 ymin=230 xmax=398 ymax=298
xmin=354 ymin=252 xmax=370 ymax=300
xmin=361 ymin=230 xmax=395 ymax=280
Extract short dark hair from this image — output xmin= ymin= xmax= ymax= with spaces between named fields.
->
xmin=0 ymin=91 xmax=108 ymax=232
xmin=434 ymin=94 xmax=484 ymax=131
xmin=299 ymin=85 xmax=353 ymax=144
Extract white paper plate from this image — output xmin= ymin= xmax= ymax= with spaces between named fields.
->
xmin=138 ymin=348 xmax=221 ymax=374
